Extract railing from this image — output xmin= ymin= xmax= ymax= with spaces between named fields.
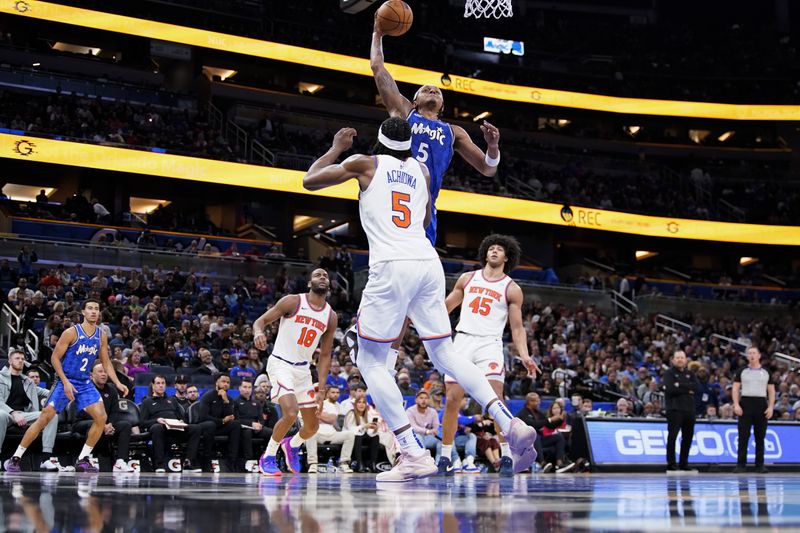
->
xmin=251 ymin=138 xmax=275 ymax=166
xmin=335 ymin=271 xmax=350 ymax=295
xmin=24 ymin=329 xmax=39 ymax=362
xmin=719 ymin=198 xmax=746 ymax=222
xmin=275 ymin=151 xmax=315 ymax=170
xmin=710 ymin=333 xmax=751 ymax=352
xmin=208 ymin=102 xmax=250 ymax=160
xmin=0 ymin=303 xmax=21 ymax=352
xmin=655 ymin=314 xmax=692 ymax=333
xmin=610 ymin=290 xmax=638 ymax=315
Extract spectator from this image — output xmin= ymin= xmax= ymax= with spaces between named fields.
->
xmin=234 ymin=379 xmax=270 ymax=468
xmin=139 ymin=375 xmax=205 ymax=473
xmin=192 ymin=347 xmax=220 ymax=375
xmin=517 ymin=393 xmax=569 ymax=473
xmin=614 ymin=398 xmax=633 ymax=418
xmin=25 ymin=368 xmax=42 ymax=389
xmin=406 ymin=390 xmax=440 ymax=459
xmin=396 ymin=371 xmax=418 ymax=396
xmin=304 ymin=386 xmax=355 ymax=473
xmin=35 ymin=189 xmax=48 ymax=204
xmin=123 ymin=351 xmax=149 ymax=379
xmin=343 ymin=396 xmax=382 ymax=472
xmin=8 ymin=278 xmax=34 ymax=305
xmin=338 ymin=382 xmax=366 ymax=414
xmin=230 ymin=353 xmax=257 ymax=380
xmin=408 ymin=354 xmax=428 ymax=389
xmin=0 ymin=350 xmax=64 ymax=471
xmin=171 ymin=375 xmax=191 ymax=410
xmin=327 ymin=360 xmax=348 ymax=390
xmin=73 ymin=361 xmax=134 ymax=472
xmin=197 ymin=374 xmax=242 ymax=471
xmin=17 ymin=245 xmax=38 ymax=278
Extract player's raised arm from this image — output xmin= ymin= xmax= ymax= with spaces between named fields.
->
xmin=445 ymin=272 xmax=471 ymax=314
xmin=453 ymin=121 xmax=501 ymax=177
xmin=51 ymin=327 xmax=78 ymax=400
xmin=371 ymin=17 xmax=413 ymax=118
xmin=253 ymin=294 xmax=301 ymax=350
xmin=507 ymin=282 xmax=539 ymax=378
xmin=303 ymin=129 xmax=375 ymax=191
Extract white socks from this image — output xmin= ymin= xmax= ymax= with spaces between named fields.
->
xmin=395 ymin=427 xmax=425 ymax=457
xmin=13 ymin=445 xmax=26 ymax=458
xmin=441 ymin=444 xmax=453 ymax=460
xmin=500 ymin=442 xmax=511 ymax=458
xmin=487 ymin=400 xmax=514 ymax=434
xmin=289 ymin=434 xmax=305 ymax=448
xmin=265 ymin=438 xmax=280 ymax=457
xmin=79 ymin=445 xmax=94 ymax=459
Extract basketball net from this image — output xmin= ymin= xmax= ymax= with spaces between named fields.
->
xmin=464 ymin=0 xmax=513 ymax=18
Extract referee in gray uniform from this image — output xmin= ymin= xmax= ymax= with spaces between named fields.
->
xmin=732 ymin=346 xmax=775 ymax=473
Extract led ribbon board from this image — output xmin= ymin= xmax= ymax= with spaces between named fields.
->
xmin=4 ymin=133 xmax=800 ymax=245
xmin=3 ymin=0 xmax=800 ymax=120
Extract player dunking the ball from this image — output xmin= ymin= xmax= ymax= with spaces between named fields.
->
xmin=254 ymin=268 xmax=339 ymax=475
xmin=365 ymin=13 xmax=503 ymax=373
xmin=303 ymin=118 xmax=537 ymax=481
xmin=4 ymin=299 xmax=128 ymax=473
xmin=439 ymin=234 xmax=539 ymax=477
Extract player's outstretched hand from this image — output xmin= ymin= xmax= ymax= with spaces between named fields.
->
xmin=116 ymin=383 xmax=129 ymax=398
xmin=480 ymin=121 xmax=500 ymax=148
xmin=521 ymin=354 xmax=540 ymax=379
xmin=254 ymin=333 xmax=267 ymax=351
xmin=332 ymin=128 xmax=357 ymax=153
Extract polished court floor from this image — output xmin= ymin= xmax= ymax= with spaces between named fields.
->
xmin=1 ymin=472 xmax=799 ymax=532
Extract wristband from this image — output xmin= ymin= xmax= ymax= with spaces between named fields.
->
xmin=485 ymin=151 xmax=500 ymax=167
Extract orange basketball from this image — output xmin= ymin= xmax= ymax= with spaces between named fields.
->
xmin=376 ymin=0 xmax=413 ymax=37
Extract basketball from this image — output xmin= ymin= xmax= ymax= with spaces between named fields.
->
xmin=376 ymin=0 xmax=413 ymax=37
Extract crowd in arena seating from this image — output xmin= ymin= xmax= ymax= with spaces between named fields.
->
xmin=2 ymin=249 xmax=797 ymax=473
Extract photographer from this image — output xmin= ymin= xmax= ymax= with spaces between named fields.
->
xmin=663 ymin=350 xmax=698 ymax=472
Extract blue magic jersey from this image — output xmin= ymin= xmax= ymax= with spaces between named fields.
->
xmin=63 ymin=324 xmax=101 ymax=382
xmin=407 ymin=109 xmax=454 ymax=245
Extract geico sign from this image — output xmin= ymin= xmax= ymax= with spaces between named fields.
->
xmin=614 ymin=428 xmax=783 ymax=459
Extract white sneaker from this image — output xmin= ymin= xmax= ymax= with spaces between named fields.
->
xmin=307 ymin=464 xmax=318 ymax=474
xmin=555 ymin=462 xmax=576 ymax=474
xmin=339 ymin=463 xmax=354 ymax=474
xmin=506 ymin=418 xmax=538 ymax=473
xmin=452 ymin=457 xmax=463 ymax=473
xmin=376 ymin=452 xmax=437 ymax=482
xmin=40 ymin=457 xmax=75 ymax=472
xmin=155 ymin=468 xmax=166 ymax=473
xmin=113 ymin=459 xmax=135 ymax=473
xmin=461 ymin=455 xmax=481 ymax=474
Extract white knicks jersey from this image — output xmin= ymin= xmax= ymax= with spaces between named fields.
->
xmin=272 ymin=293 xmax=332 ymax=364
xmin=455 ymin=270 xmax=513 ymax=337
xmin=359 ymin=154 xmax=439 ymax=267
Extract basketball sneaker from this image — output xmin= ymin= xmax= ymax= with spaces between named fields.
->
xmin=40 ymin=457 xmax=76 ymax=472
xmin=345 ymin=325 xmax=359 ymax=364
xmin=461 ymin=455 xmax=481 ymax=474
xmin=376 ymin=451 xmax=437 ymax=482
xmin=75 ymin=457 xmax=98 ymax=473
xmin=259 ymin=454 xmax=281 ymax=476
xmin=436 ymin=456 xmax=455 ymax=476
xmin=506 ymin=418 xmax=538 ymax=473
xmin=280 ymin=437 xmax=302 ymax=474
xmin=498 ymin=456 xmax=514 ymax=477
xmin=4 ymin=456 xmax=22 ymax=473
xmin=113 ymin=459 xmax=135 ymax=473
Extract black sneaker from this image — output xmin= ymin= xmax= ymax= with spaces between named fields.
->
xmin=666 ymin=464 xmax=679 ymax=472
xmin=733 ymin=465 xmax=747 ymax=474
xmin=436 ymin=456 xmax=455 ymax=477
xmin=344 ymin=325 xmax=358 ymax=365
xmin=183 ymin=459 xmax=202 ymax=473
xmin=756 ymin=466 xmax=769 ymax=474
xmin=75 ymin=457 xmax=98 ymax=473
xmin=541 ymin=462 xmax=554 ymax=473
xmin=498 ymin=456 xmax=514 ymax=477
xmin=3 ymin=456 xmax=22 ymax=473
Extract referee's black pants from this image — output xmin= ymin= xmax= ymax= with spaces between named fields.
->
xmin=737 ymin=397 xmax=768 ymax=467
xmin=666 ymin=409 xmax=695 ymax=468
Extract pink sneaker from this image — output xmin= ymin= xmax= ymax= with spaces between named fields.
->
xmin=376 ymin=451 xmax=437 ymax=482
xmin=506 ymin=418 xmax=538 ymax=473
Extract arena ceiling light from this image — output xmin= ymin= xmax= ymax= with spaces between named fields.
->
xmin=624 ymin=126 xmax=641 ymax=137
xmin=129 ymin=197 xmax=170 ymax=214
xmin=689 ymin=129 xmax=710 ymax=144
xmin=473 ymin=111 xmax=491 ymax=122
xmin=718 ymin=130 xmax=736 ymax=142
xmin=635 ymin=250 xmax=657 ymax=261
xmin=1 ymin=184 xmax=55 ymax=202
xmin=51 ymin=42 xmax=100 ymax=56
xmin=739 ymin=256 xmax=759 ymax=266
xmin=202 ymin=66 xmax=237 ymax=81
xmin=297 ymin=82 xmax=324 ymax=95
